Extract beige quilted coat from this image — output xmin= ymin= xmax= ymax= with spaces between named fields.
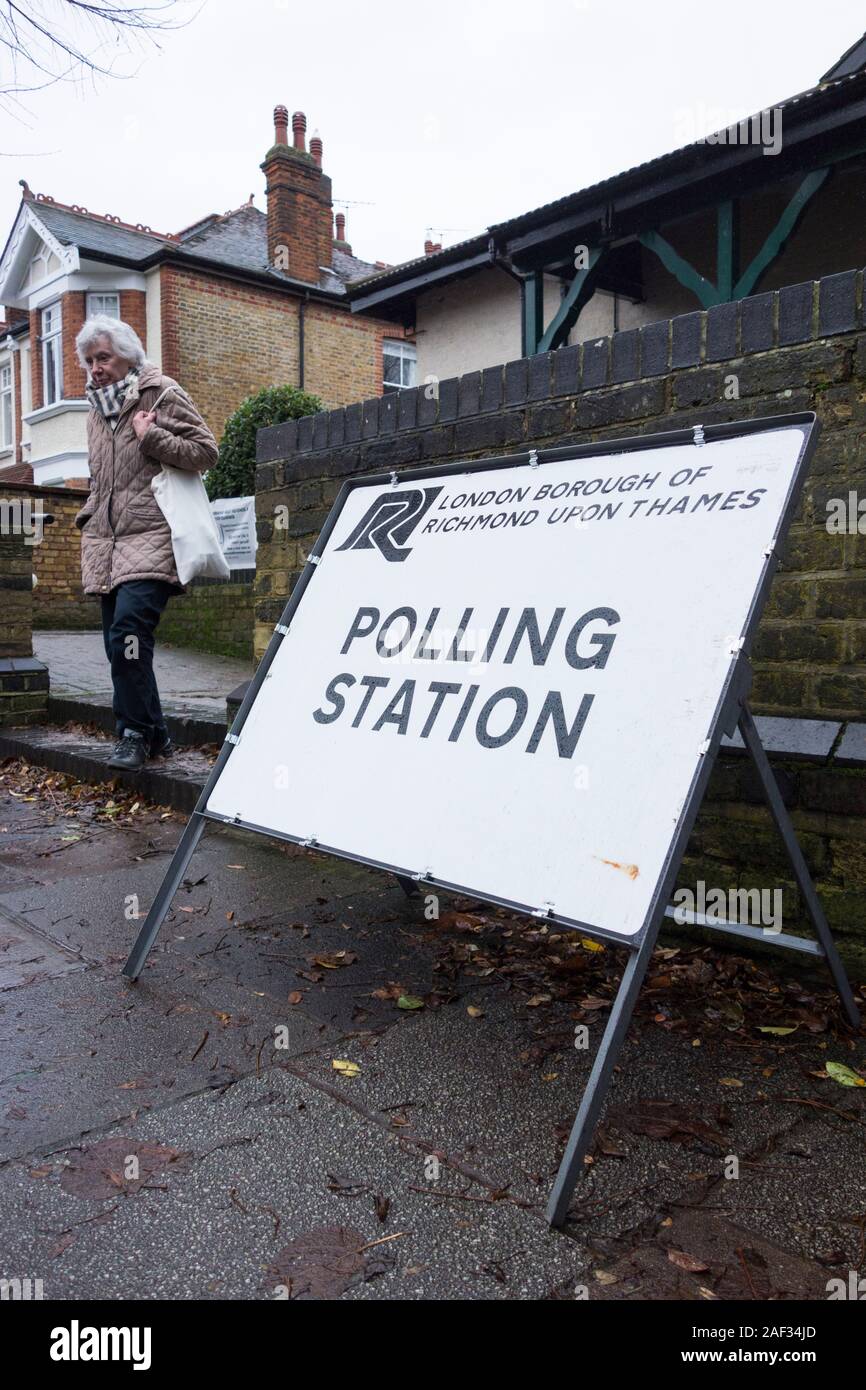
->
xmin=74 ymin=362 xmax=218 ymax=595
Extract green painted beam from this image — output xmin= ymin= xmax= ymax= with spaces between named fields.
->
xmin=732 ymin=167 xmax=830 ymax=299
xmin=716 ymin=199 xmax=739 ymax=301
xmin=536 ymin=247 xmax=606 ymax=353
xmin=521 ymin=271 xmax=545 ymax=356
xmin=637 ymin=230 xmax=719 ymax=308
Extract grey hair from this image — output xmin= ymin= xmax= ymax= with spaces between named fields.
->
xmin=75 ymin=314 xmax=148 ymax=371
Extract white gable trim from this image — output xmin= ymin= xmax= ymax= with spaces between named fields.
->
xmin=0 ymin=202 xmax=79 ymax=309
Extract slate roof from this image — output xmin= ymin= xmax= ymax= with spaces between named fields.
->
xmin=27 ymin=197 xmax=379 ymax=294
xmin=32 ymin=201 xmax=172 ymax=261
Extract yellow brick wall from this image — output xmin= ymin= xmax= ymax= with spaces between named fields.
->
xmin=162 ymin=265 xmax=403 ymax=442
xmin=33 ymin=488 xmax=95 ymax=628
xmin=162 ymin=267 xmax=301 ymax=441
xmin=304 ymin=302 xmax=392 ymax=408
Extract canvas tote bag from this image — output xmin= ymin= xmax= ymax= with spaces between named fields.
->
xmin=146 ymin=386 xmax=230 ymax=584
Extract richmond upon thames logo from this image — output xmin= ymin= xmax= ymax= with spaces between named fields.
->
xmin=336 ymin=487 xmax=442 ymax=562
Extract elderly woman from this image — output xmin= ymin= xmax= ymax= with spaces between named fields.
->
xmin=73 ymin=315 xmax=218 ymax=772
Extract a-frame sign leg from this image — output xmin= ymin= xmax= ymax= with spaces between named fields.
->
xmin=546 ymin=928 xmax=658 ymax=1228
xmin=547 ymin=698 xmax=861 ymax=1229
xmin=738 ymin=704 xmax=861 ymax=1028
xmin=123 ymin=811 xmax=208 ymax=980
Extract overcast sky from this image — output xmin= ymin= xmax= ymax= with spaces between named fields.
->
xmin=1 ymin=0 xmax=863 ymax=270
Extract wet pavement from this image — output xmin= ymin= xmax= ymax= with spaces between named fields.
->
xmin=34 ymin=630 xmax=252 ymax=722
xmin=0 ymin=758 xmax=864 ymax=1301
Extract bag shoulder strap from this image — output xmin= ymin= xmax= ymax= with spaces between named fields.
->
xmin=149 ymin=382 xmax=193 ymax=413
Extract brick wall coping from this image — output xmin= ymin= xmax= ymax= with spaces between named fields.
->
xmin=256 ymin=267 xmax=864 ymax=477
xmin=0 ymin=483 xmax=87 ymax=499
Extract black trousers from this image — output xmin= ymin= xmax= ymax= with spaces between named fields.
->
xmin=100 ymin=579 xmax=175 ymax=748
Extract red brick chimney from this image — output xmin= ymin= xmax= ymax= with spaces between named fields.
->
xmin=424 ymin=239 xmax=443 ymax=255
xmin=261 ymin=105 xmax=333 ymax=284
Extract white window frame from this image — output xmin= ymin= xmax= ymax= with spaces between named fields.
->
xmin=383 ymin=338 xmax=416 ymax=392
xmin=86 ymin=292 xmax=120 ymax=318
xmin=0 ymin=362 xmax=12 ymax=450
xmin=41 ymin=301 xmax=62 ymax=406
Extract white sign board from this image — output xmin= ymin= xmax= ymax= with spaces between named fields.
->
xmin=211 ymin=495 xmax=257 ymax=569
xmin=204 ymin=421 xmax=811 ymax=943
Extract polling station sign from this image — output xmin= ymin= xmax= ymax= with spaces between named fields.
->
xmin=203 ymin=417 xmax=814 ymax=945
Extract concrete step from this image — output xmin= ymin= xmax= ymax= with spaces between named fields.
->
xmin=0 ymin=723 xmax=215 ymax=813
xmin=47 ymin=695 xmax=226 ymax=749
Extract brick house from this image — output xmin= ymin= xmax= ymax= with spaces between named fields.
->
xmin=0 ymin=107 xmax=414 ymax=487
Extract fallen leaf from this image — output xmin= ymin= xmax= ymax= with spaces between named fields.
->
xmin=265 ymin=1225 xmax=394 ymax=1299
xmin=332 ymin=1060 xmax=360 ymax=1078
xmin=287 ymin=991 xmax=303 ymax=1005
xmin=397 ymin=995 xmax=424 ymax=1010
xmin=668 ymin=1249 xmax=709 ymax=1273
xmin=47 ymin=1231 xmax=75 ymax=1259
xmin=60 ymin=1139 xmax=192 ymax=1199
xmin=719 ymin=1077 xmax=743 ymax=1088
xmin=314 ymin=952 xmax=357 ymax=969
xmin=608 ymin=1100 xmax=729 ymax=1149
xmin=826 ymin=1062 xmax=866 ymax=1088
xmin=466 ymin=1005 xmax=484 ymax=1019
xmin=757 ymin=1025 xmax=798 ymax=1036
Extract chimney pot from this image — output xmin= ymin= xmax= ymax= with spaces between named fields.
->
xmin=310 ymin=129 xmax=323 ymax=166
xmin=335 ymin=212 xmax=346 ymax=239
xmin=273 ymin=105 xmax=289 ymax=145
xmin=292 ymin=111 xmax=307 ymax=152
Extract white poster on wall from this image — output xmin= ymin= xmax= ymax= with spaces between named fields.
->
xmin=204 ymin=421 xmax=811 ymax=943
xmin=211 ymin=495 xmax=257 ymax=569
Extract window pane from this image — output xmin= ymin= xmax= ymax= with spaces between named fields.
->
xmin=88 ymin=293 xmax=119 ymax=318
xmin=2 ymin=393 xmax=11 ymax=446
xmin=45 ymin=337 xmax=61 ymax=404
xmin=383 ymin=353 xmax=401 ymax=385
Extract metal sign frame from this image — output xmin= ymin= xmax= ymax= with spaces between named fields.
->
xmin=122 ymin=411 xmax=860 ymax=1228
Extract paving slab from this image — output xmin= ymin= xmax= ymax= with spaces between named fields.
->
xmin=0 ymin=758 xmax=864 ymax=1301
xmin=33 ymin=630 xmax=253 ymax=722
xmin=0 ymin=1066 xmax=590 ymax=1302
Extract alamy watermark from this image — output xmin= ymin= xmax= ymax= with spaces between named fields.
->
xmin=1 ymin=1275 xmax=44 ymax=1300
xmin=826 ymin=492 xmax=866 ymax=534
xmin=673 ymin=105 xmax=783 ymax=157
xmin=0 ymin=497 xmax=46 ymax=546
xmin=672 ymin=881 xmax=783 ymax=933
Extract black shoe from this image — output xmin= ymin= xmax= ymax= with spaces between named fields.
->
xmin=148 ymin=734 xmax=173 ymax=760
xmin=107 ymin=728 xmax=147 ymax=771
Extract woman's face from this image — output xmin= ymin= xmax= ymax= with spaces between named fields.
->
xmin=84 ymin=335 xmax=131 ymax=388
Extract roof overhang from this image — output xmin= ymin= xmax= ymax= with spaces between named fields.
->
xmin=349 ymin=71 xmax=866 ymax=315
xmin=500 ymin=87 xmax=866 ymax=269
xmin=348 ymin=244 xmax=492 ymax=316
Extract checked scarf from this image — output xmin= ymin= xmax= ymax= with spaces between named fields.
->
xmin=85 ymin=368 xmax=140 ymax=431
